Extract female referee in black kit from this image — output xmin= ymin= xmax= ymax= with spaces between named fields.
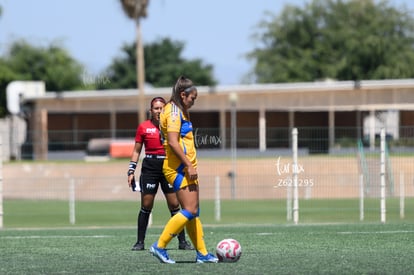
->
xmin=127 ymin=96 xmax=193 ymax=251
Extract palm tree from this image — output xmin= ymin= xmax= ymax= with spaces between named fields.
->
xmin=119 ymin=0 xmax=149 ymax=123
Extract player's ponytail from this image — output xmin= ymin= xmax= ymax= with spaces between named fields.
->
xmin=170 ymin=76 xmax=195 ymax=118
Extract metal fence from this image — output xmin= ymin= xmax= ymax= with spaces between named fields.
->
xmin=1 ymin=126 xmax=414 ymax=226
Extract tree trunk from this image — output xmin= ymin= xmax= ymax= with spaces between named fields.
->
xmin=136 ymin=18 xmax=146 ymax=123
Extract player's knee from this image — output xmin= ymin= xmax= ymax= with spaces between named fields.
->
xmin=141 ymin=202 xmax=154 ymax=210
xmin=181 ymin=209 xmax=196 ymax=220
xmin=188 ymin=208 xmax=199 ymax=217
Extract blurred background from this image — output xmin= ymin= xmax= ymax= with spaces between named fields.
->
xmin=0 ymin=0 xmax=414 ymax=227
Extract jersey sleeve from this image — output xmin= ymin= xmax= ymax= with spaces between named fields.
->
xmin=134 ymin=124 xmax=144 ymax=143
xmin=165 ymin=104 xmax=181 ymax=133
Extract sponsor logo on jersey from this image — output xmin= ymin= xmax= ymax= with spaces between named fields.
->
xmin=146 ymin=128 xmax=157 ymax=133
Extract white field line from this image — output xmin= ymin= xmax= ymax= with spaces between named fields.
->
xmin=337 ymin=230 xmax=414 ymax=234
xmin=256 ymin=230 xmax=414 ymax=236
xmin=0 ymin=235 xmax=112 ymax=239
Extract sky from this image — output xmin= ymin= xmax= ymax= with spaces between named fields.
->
xmin=0 ymin=0 xmax=413 ymax=86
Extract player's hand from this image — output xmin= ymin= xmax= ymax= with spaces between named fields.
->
xmin=187 ymin=165 xmax=198 ymax=181
xmin=128 ymin=174 xmax=137 ymax=191
xmin=128 ymin=174 xmax=135 ymax=187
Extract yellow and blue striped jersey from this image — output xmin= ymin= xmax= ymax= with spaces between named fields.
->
xmin=160 ymin=102 xmax=197 ymax=172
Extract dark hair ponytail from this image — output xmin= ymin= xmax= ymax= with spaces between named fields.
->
xmin=170 ymin=76 xmax=196 ymax=118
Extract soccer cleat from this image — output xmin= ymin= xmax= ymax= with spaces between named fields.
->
xmin=196 ymin=251 xmax=219 ymax=263
xmin=150 ymin=242 xmax=175 ymax=264
xmin=178 ymin=240 xmax=194 ymax=250
xmin=131 ymin=241 xmax=145 ymax=251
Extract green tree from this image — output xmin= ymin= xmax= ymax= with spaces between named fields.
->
xmin=0 ymin=59 xmax=20 ymax=117
xmin=6 ymin=40 xmax=85 ymax=91
xmin=0 ymin=6 xmax=8 ymax=117
xmin=247 ymin=0 xmax=414 ymax=83
xmin=103 ymin=38 xmax=217 ymax=88
xmin=0 ymin=40 xmax=87 ymax=117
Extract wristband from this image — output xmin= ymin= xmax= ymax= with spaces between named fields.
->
xmin=128 ymin=161 xmax=137 ymax=171
xmin=127 ymin=161 xmax=137 ymax=176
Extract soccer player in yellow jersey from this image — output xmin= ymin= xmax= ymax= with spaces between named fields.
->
xmin=150 ymin=76 xmax=218 ymax=264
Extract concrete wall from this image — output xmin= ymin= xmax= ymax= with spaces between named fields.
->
xmin=0 ymin=116 xmax=26 ymax=161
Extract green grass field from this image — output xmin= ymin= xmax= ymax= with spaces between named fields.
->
xmin=1 ymin=223 xmax=414 ymax=274
xmin=3 ymin=198 xmax=414 ymax=227
xmin=2 ymin=198 xmax=414 ymax=274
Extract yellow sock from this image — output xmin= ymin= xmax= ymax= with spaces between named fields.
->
xmin=186 ymin=217 xmax=208 ymax=255
xmin=157 ymin=212 xmax=188 ymax=248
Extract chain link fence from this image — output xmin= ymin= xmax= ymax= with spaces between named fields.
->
xmin=1 ymin=126 xmax=414 ymax=226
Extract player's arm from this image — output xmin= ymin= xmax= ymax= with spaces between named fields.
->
xmin=127 ymin=141 xmax=143 ymax=188
xmin=167 ymin=131 xmax=197 ymax=180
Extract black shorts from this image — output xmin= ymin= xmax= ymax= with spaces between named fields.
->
xmin=139 ymin=158 xmax=174 ymax=195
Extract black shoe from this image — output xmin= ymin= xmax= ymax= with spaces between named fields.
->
xmin=131 ymin=241 xmax=145 ymax=251
xmin=178 ymin=240 xmax=194 ymax=250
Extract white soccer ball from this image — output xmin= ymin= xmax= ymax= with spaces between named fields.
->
xmin=216 ymin=238 xmax=242 ymax=263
